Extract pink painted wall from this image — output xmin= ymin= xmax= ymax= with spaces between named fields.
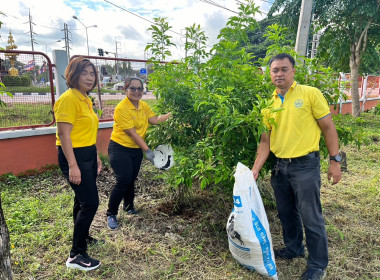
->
xmin=0 ymin=127 xmax=112 ymax=176
xmin=330 ymin=99 xmax=379 ymax=115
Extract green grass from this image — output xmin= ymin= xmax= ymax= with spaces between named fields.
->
xmin=143 ymin=99 xmax=158 ymax=108
xmin=0 ymin=98 xmax=157 ymax=128
xmin=103 ymin=98 xmax=157 ymax=107
xmin=5 ymin=86 xmax=54 ymax=94
xmin=1 ymin=111 xmax=379 ymax=280
xmin=0 ymin=103 xmax=54 ymax=128
xmin=4 ymin=86 xmax=122 ymax=95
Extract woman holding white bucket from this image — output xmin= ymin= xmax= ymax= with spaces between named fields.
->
xmin=106 ymin=77 xmax=171 ymax=230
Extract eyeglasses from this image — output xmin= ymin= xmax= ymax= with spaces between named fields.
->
xmin=129 ymin=86 xmax=144 ymax=92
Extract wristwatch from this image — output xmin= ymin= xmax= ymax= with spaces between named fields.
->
xmin=330 ymin=154 xmax=342 ymax=162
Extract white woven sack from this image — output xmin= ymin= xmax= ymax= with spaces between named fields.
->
xmin=227 ymin=162 xmax=278 ymax=279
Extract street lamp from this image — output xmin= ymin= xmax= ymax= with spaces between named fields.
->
xmin=73 ymin=15 xmax=97 ymax=56
xmin=44 ymin=40 xmax=62 ymax=54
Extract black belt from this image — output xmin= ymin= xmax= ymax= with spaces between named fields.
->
xmin=277 ymin=151 xmax=319 ymax=163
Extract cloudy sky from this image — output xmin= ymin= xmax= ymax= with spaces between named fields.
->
xmin=1 ymin=0 xmax=272 ymax=61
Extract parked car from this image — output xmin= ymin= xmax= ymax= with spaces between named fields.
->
xmin=45 ymin=81 xmax=55 ymax=87
xmin=112 ymin=82 xmax=124 ymax=91
xmin=102 ymin=76 xmax=111 ymax=87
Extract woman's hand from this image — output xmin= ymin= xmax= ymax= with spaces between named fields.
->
xmin=69 ymin=164 xmax=81 ymax=185
xmin=161 ymin=112 xmax=172 ymax=122
xmin=149 ymin=112 xmax=172 ymax=125
xmin=97 ymin=154 xmax=103 ymax=174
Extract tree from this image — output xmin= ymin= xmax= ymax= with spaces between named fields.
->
xmin=269 ymin=0 xmax=380 ymax=117
xmin=0 ymin=12 xmax=14 ymax=280
xmin=145 ymin=17 xmax=176 ymax=62
xmin=245 ymin=15 xmax=296 ymax=63
xmin=0 ymin=196 xmax=13 ymax=280
xmin=145 ymin=1 xmax=349 ymax=208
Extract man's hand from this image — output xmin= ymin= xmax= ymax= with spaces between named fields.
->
xmin=145 ymin=148 xmax=155 ymax=164
xmin=328 ymin=161 xmax=341 ymax=184
xmin=251 ymin=168 xmax=259 ymax=181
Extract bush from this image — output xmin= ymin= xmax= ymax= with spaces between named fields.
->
xmin=3 ymin=76 xmax=20 ymax=86
xmin=145 ymin=2 xmax=364 ymax=204
xmin=20 ymin=75 xmax=31 ymax=86
xmin=2 ymin=75 xmax=31 ymax=86
xmin=374 ymin=102 xmax=380 ymax=115
xmin=107 ymin=82 xmax=117 ymax=87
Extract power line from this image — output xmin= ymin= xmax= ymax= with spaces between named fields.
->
xmin=1 ymin=11 xmax=61 ymax=30
xmin=103 ymin=0 xmax=184 ymax=38
xmin=259 ymin=0 xmax=274 ymax=4
xmin=200 ymin=0 xmax=268 ymax=16
xmin=199 ymin=0 xmax=239 ymax=14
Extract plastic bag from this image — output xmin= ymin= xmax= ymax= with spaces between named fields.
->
xmin=227 ymin=162 xmax=278 ymax=279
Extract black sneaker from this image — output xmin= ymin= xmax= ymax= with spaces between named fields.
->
xmin=66 ymin=253 xmax=101 ymax=271
xmin=107 ymin=215 xmax=118 ymax=230
xmin=126 ymin=208 xmax=139 ymax=215
xmin=274 ymin=248 xmax=305 ymax=259
xmin=86 ymin=236 xmax=105 ymax=246
xmin=301 ymin=268 xmax=326 ymax=280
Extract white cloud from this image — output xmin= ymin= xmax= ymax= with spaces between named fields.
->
xmin=1 ymin=0 xmax=271 ymax=61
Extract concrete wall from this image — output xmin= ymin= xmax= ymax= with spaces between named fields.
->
xmin=330 ymin=98 xmax=379 ymax=115
xmin=0 ymin=98 xmax=379 ymax=176
xmin=0 ymin=122 xmax=113 ymax=176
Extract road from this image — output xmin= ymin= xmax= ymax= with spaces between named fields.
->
xmin=0 ymin=91 xmax=157 ymax=103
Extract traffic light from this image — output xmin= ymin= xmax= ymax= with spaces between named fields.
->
xmin=101 ymin=66 xmax=107 ymax=75
xmin=97 ymin=48 xmax=104 ymax=56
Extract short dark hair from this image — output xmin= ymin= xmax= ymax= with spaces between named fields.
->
xmin=65 ymin=57 xmax=98 ymax=92
xmin=124 ymin=77 xmax=143 ymax=91
xmin=269 ymin=53 xmax=295 ymax=68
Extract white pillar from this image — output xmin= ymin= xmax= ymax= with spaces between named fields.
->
xmin=52 ymin=50 xmax=69 ymax=96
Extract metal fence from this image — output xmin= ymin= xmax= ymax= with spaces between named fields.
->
xmin=71 ymin=55 xmax=151 ymax=121
xmin=2 ymin=50 xmax=378 ymax=132
xmin=0 ymin=50 xmax=153 ymax=131
xmin=0 ymin=50 xmax=55 ymax=131
xmin=340 ymin=73 xmax=380 ymax=99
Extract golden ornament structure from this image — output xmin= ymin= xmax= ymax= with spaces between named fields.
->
xmin=5 ymin=31 xmax=19 ymax=76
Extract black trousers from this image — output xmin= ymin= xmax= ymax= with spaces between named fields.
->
xmin=271 ymin=154 xmax=328 ymax=270
xmin=106 ymin=140 xmax=143 ymax=216
xmin=58 ymin=145 xmax=99 ymax=256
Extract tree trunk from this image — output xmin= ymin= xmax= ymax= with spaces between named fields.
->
xmin=0 ymin=196 xmax=13 ymax=280
xmin=349 ymin=45 xmax=361 ymax=117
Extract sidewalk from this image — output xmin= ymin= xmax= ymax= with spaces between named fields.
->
xmin=141 ymin=91 xmax=156 ymax=100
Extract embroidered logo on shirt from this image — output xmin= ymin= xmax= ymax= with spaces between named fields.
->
xmin=294 ymin=99 xmax=303 ymax=108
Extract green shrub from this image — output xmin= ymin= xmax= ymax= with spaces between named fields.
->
xmin=145 ymin=1 xmax=364 ymax=203
xmin=2 ymin=75 xmax=31 ymax=87
xmin=107 ymin=82 xmax=117 ymax=87
xmin=374 ymin=102 xmax=380 ymax=115
xmin=20 ymin=75 xmax=31 ymax=86
xmin=3 ymin=75 xmax=20 ymax=86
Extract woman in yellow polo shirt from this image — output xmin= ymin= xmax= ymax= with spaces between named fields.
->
xmin=106 ymin=77 xmax=171 ymax=230
xmin=54 ymin=57 xmax=102 ymax=271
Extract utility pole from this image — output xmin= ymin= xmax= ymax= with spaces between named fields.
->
xmin=62 ymin=23 xmax=72 ymax=61
xmin=310 ymin=31 xmax=321 ymax=59
xmin=115 ymin=38 xmax=120 ymax=75
xmin=28 ymin=9 xmax=37 ymax=83
xmin=185 ymin=30 xmax=188 ymax=59
xmin=295 ymin=0 xmax=313 ymax=57
xmin=28 ymin=9 xmax=35 ymax=53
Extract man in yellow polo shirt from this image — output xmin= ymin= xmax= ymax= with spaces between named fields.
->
xmin=251 ymin=53 xmax=342 ymax=280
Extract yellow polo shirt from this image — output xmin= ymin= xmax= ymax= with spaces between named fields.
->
xmin=110 ymin=98 xmax=156 ymax=148
xmin=54 ymin=88 xmax=99 ymax=147
xmin=262 ymin=81 xmax=330 ymax=158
